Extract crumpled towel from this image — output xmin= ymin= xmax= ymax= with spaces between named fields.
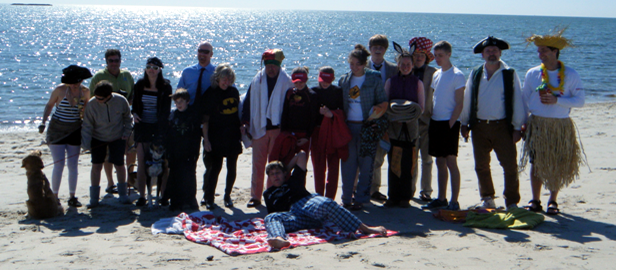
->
xmin=463 ymin=207 xmax=545 ymax=229
xmin=386 ymin=99 xmax=422 ymax=141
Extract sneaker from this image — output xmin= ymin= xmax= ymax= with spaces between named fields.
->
xmin=67 ymin=197 xmax=82 ymax=207
xmin=477 ymin=197 xmax=496 ymax=209
xmin=446 ymin=201 xmax=460 ymax=211
xmin=422 ymin=199 xmax=448 ymax=209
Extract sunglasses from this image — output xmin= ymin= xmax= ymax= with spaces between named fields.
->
xmin=95 ymin=96 xmax=108 ymax=101
xmin=107 ymin=58 xmax=121 ymax=63
xmin=145 ymin=65 xmax=160 ymax=70
xmin=197 ymin=49 xmax=211 ymax=54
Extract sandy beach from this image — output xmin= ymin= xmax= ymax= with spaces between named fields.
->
xmin=0 ymin=102 xmax=614 ymax=269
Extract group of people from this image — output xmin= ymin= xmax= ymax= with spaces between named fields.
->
xmin=39 ymin=28 xmax=584 ymax=244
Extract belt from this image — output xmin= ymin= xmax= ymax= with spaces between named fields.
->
xmin=347 ymin=120 xmax=363 ymax=124
xmin=477 ymin=119 xmax=505 ymax=124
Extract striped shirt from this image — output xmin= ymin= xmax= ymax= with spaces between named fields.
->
xmin=52 ymin=97 xmax=84 ymax=123
xmin=140 ymin=91 xmax=158 ymax=123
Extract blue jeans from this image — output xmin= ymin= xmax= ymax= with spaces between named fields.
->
xmin=340 ymin=123 xmax=374 ymax=204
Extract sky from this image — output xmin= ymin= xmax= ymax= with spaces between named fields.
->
xmin=3 ymin=0 xmax=616 ymax=18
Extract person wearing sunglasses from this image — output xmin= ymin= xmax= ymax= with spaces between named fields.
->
xmin=131 ymin=57 xmax=172 ymax=206
xmin=89 ymin=49 xmax=136 ymax=196
xmin=177 ymin=42 xmax=216 ymax=107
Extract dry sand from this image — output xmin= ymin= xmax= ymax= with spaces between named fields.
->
xmin=0 ymin=102 xmax=614 ymax=269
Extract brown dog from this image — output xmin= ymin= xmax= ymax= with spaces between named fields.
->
xmin=22 ymin=150 xmax=63 ymax=219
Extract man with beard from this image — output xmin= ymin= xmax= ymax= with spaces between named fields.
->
xmin=460 ymin=36 xmax=525 ymax=210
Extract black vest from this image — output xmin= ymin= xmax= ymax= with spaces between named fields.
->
xmin=468 ymin=65 xmax=515 ymax=134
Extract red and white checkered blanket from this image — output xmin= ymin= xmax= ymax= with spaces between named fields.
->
xmin=152 ymin=211 xmax=397 ymax=256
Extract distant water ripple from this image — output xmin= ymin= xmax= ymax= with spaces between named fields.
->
xmin=0 ymin=5 xmax=614 ymax=130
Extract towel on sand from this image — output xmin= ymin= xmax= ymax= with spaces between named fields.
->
xmin=152 ymin=211 xmax=397 ymax=255
xmin=463 ymin=207 xmax=545 ymax=229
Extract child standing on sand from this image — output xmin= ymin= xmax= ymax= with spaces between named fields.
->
xmin=165 ymin=88 xmax=202 ymax=211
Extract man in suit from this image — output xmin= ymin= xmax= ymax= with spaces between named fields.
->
xmin=367 ymin=34 xmax=398 ymax=201
xmin=409 ymin=37 xmax=438 ymax=202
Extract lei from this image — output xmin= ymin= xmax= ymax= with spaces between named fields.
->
xmin=536 ymin=61 xmax=565 ymax=97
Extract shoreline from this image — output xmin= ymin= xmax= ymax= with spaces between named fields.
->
xmin=0 ymin=102 xmax=614 ymax=268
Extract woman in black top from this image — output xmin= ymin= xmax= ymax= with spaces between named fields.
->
xmin=200 ymin=63 xmax=242 ymax=209
xmin=131 ymin=57 xmax=172 ymax=206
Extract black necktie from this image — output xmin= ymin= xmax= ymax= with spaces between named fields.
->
xmin=195 ymin=67 xmax=205 ymax=104
xmin=374 ymin=64 xmax=382 ymax=71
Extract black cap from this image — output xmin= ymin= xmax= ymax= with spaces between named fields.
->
xmin=473 ymin=36 xmax=510 ymax=54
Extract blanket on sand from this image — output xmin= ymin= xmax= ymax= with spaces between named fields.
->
xmin=152 ymin=211 xmax=398 ymax=255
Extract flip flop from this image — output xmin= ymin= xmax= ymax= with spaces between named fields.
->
xmin=546 ymin=201 xmax=560 ymax=215
xmin=523 ymin=200 xmax=543 ymax=212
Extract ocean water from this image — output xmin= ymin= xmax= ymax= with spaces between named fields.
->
xmin=0 ymin=5 xmax=614 ymax=131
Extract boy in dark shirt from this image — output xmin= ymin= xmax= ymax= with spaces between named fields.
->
xmin=263 ymin=151 xmax=388 ymax=249
xmin=165 ymin=88 xmax=202 ymax=211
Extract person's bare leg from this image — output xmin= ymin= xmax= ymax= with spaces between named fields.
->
xmin=446 ymin=155 xmax=460 ymax=203
xmin=358 ymin=223 xmax=387 ymax=236
xmin=435 ymin=157 xmax=448 ymax=201
xmin=136 ymin=143 xmax=147 ymax=198
xmin=91 ymin=164 xmax=103 ymax=187
xmin=103 ymin=161 xmax=115 ymax=188
xmin=267 ymin=237 xmax=290 ymax=249
xmin=530 ymin=165 xmax=543 ymax=201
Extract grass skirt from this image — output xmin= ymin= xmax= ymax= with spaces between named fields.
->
xmin=519 ymin=115 xmax=582 ymax=191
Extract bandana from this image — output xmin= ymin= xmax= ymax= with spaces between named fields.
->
xmin=318 ymin=72 xmax=334 ymax=83
xmin=408 ymin=37 xmax=434 ymax=62
xmin=291 ymin=72 xmax=308 ymax=83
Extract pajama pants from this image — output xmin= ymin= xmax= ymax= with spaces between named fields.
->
xmin=264 ymin=194 xmax=362 ymax=239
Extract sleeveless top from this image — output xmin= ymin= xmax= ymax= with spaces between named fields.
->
xmin=140 ymin=90 xmax=158 ymax=124
xmin=52 ymin=91 xmax=84 ymax=123
xmin=389 ymin=73 xmax=420 ymax=103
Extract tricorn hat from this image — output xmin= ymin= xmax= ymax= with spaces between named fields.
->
xmin=61 ymin=65 xmax=93 ymax=84
xmin=473 ymin=36 xmax=510 ymax=54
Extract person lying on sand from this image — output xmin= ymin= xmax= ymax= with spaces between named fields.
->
xmin=263 ymin=151 xmax=387 ymax=249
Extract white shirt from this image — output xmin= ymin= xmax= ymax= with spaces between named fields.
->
xmin=347 ymin=75 xmax=365 ymax=121
xmin=460 ymin=60 xmax=525 ymax=130
xmin=522 ymin=65 xmax=584 ymax=119
xmin=431 ymin=66 xmax=466 ymax=121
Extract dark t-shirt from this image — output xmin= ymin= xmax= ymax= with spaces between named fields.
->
xmin=280 ymin=87 xmax=319 ymax=137
xmin=311 ymin=85 xmax=343 ymax=124
xmin=201 ymin=85 xmax=242 ymax=156
xmin=166 ymin=107 xmax=202 ymax=162
xmin=263 ymin=165 xmax=311 ymax=213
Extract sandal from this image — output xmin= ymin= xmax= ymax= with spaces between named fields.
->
xmin=523 ymin=200 xmax=543 ymax=212
xmin=546 ymin=201 xmax=560 ymax=215
xmin=341 ymin=202 xmax=363 ymax=211
xmin=105 ymin=185 xmax=118 ymax=194
xmin=419 ymin=193 xmax=432 ymax=202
